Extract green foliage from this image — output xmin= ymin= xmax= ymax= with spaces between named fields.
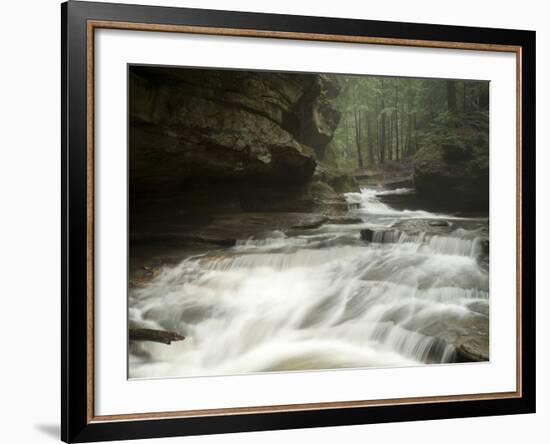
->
xmin=314 ymin=163 xmax=360 ymax=193
xmin=325 ymin=74 xmax=489 ymax=171
xmin=414 ymin=110 xmax=489 ymax=169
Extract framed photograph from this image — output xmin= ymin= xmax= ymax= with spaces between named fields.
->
xmin=61 ymin=1 xmax=535 ymax=442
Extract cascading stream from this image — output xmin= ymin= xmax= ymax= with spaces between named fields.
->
xmin=129 ymin=187 xmax=489 ymax=378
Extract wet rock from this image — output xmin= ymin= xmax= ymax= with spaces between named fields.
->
xmin=392 ymin=218 xmax=488 ymax=237
xmin=130 ymin=231 xmax=237 ymax=247
xmin=290 ymin=214 xmax=329 ymax=229
xmin=456 ymin=338 xmax=489 ymax=362
xmin=313 ymin=164 xmax=359 ymax=193
xmin=307 ymin=181 xmax=349 ymax=215
xmin=132 ymin=212 xmax=330 ymax=247
xmin=414 ymin=158 xmax=489 ymax=211
xmin=416 ymin=311 xmax=489 ymax=363
xmin=360 ymin=229 xmax=375 ymax=242
xmin=360 ymin=229 xmax=399 ymax=243
xmin=429 ymin=220 xmax=451 ymax=227
xmin=129 ymin=266 xmax=162 ymax=287
xmin=190 ymin=235 xmax=237 ymax=247
xmin=327 ymin=216 xmax=363 ymax=225
xmin=468 ymin=301 xmax=489 ymax=317
xmin=425 ymin=337 xmax=455 ymax=364
xmin=384 ymin=176 xmax=414 ymax=189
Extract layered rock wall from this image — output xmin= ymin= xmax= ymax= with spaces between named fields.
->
xmin=129 ymin=66 xmax=341 ymax=198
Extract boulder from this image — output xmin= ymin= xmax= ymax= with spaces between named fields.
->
xmin=414 ymin=158 xmax=489 ymax=211
xmin=417 ymin=315 xmax=489 ymax=363
xmin=413 ymin=110 xmax=489 ymax=211
xmin=313 ymin=164 xmax=359 ymax=193
xmin=455 ymin=338 xmax=489 ymax=362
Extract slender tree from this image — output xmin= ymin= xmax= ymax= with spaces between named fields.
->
xmin=366 ymin=109 xmax=374 ymax=164
xmin=344 ymin=112 xmax=349 ymax=153
xmin=389 ymin=115 xmax=393 ymax=160
xmin=379 ymin=79 xmax=387 ymax=163
xmin=463 ymin=81 xmax=468 ymax=113
xmin=447 ymin=80 xmax=457 ymax=114
xmin=394 ymin=82 xmax=400 ymax=161
xmin=354 ymin=109 xmax=364 ymax=168
xmin=478 ymin=85 xmax=489 ymax=110
xmin=399 ymin=96 xmax=405 ymax=158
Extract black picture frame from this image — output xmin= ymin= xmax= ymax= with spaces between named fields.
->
xmin=61 ymin=1 xmax=536 ymax=442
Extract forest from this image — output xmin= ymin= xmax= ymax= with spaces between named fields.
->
xmin=326 ymin=76 xmax=489 ymax=170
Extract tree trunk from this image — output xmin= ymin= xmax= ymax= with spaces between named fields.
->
xmin=366 ymin=110 xmax=374 ymax=164
xmin=394 ymin=83 xmax=399 ymax=160
xmin=447 ymin=80 xmax=457 ymax=113
xmin=395 ymin=110 xmax=400 ymax=161
xmin=406 ymin=110 xmax=413 ymax=156
xmin=344 ymin=113 xmax=350 ymax=155
xmin=380 ymin=80 xmax=387 ymax=164
xmin=373 ymin=95 xmax=381 ymax=163
xmin=354 ymin=109 xmax=364 ymax=168
xmin=478 ymin=85 xmax=489 ymax=110
xmin=399 ymin=100 xmax=405 ymax=158
xmin=388 ymin=112 xmax=393 ymax=161
xmin=413 ymin=112 xmax=418 ymax=154
xmin=380 ymin=109 xmax=386 ymax=163
xmin=463 ymin=81 xmax=468 ymax=113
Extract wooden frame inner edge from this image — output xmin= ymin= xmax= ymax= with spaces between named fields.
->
xmin=85 ymin=19 xmax=523 ymax=423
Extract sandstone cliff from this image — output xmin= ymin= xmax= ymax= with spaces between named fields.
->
xmin=129 ymin=66 xmax=341 ymax=198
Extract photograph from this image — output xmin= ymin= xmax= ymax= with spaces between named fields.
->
xmin=127 ymin=65 xmax=490 ymax=379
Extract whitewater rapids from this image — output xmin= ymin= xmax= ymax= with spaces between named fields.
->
xmin=129 ymin=187 xmax=489 ymax=378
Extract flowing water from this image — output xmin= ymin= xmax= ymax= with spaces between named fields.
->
xmin=129 ymin=187 xmax=489 ymax=378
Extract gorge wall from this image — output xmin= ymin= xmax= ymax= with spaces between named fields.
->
xmin=129 ymin=66 xmax=342 ymax=214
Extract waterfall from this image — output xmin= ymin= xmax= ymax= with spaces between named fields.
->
xmin=129 ymin=186 xmax=489 ymax=378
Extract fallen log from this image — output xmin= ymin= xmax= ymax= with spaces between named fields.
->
xmin=129 ymin=328 xmax=185 ymax=345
